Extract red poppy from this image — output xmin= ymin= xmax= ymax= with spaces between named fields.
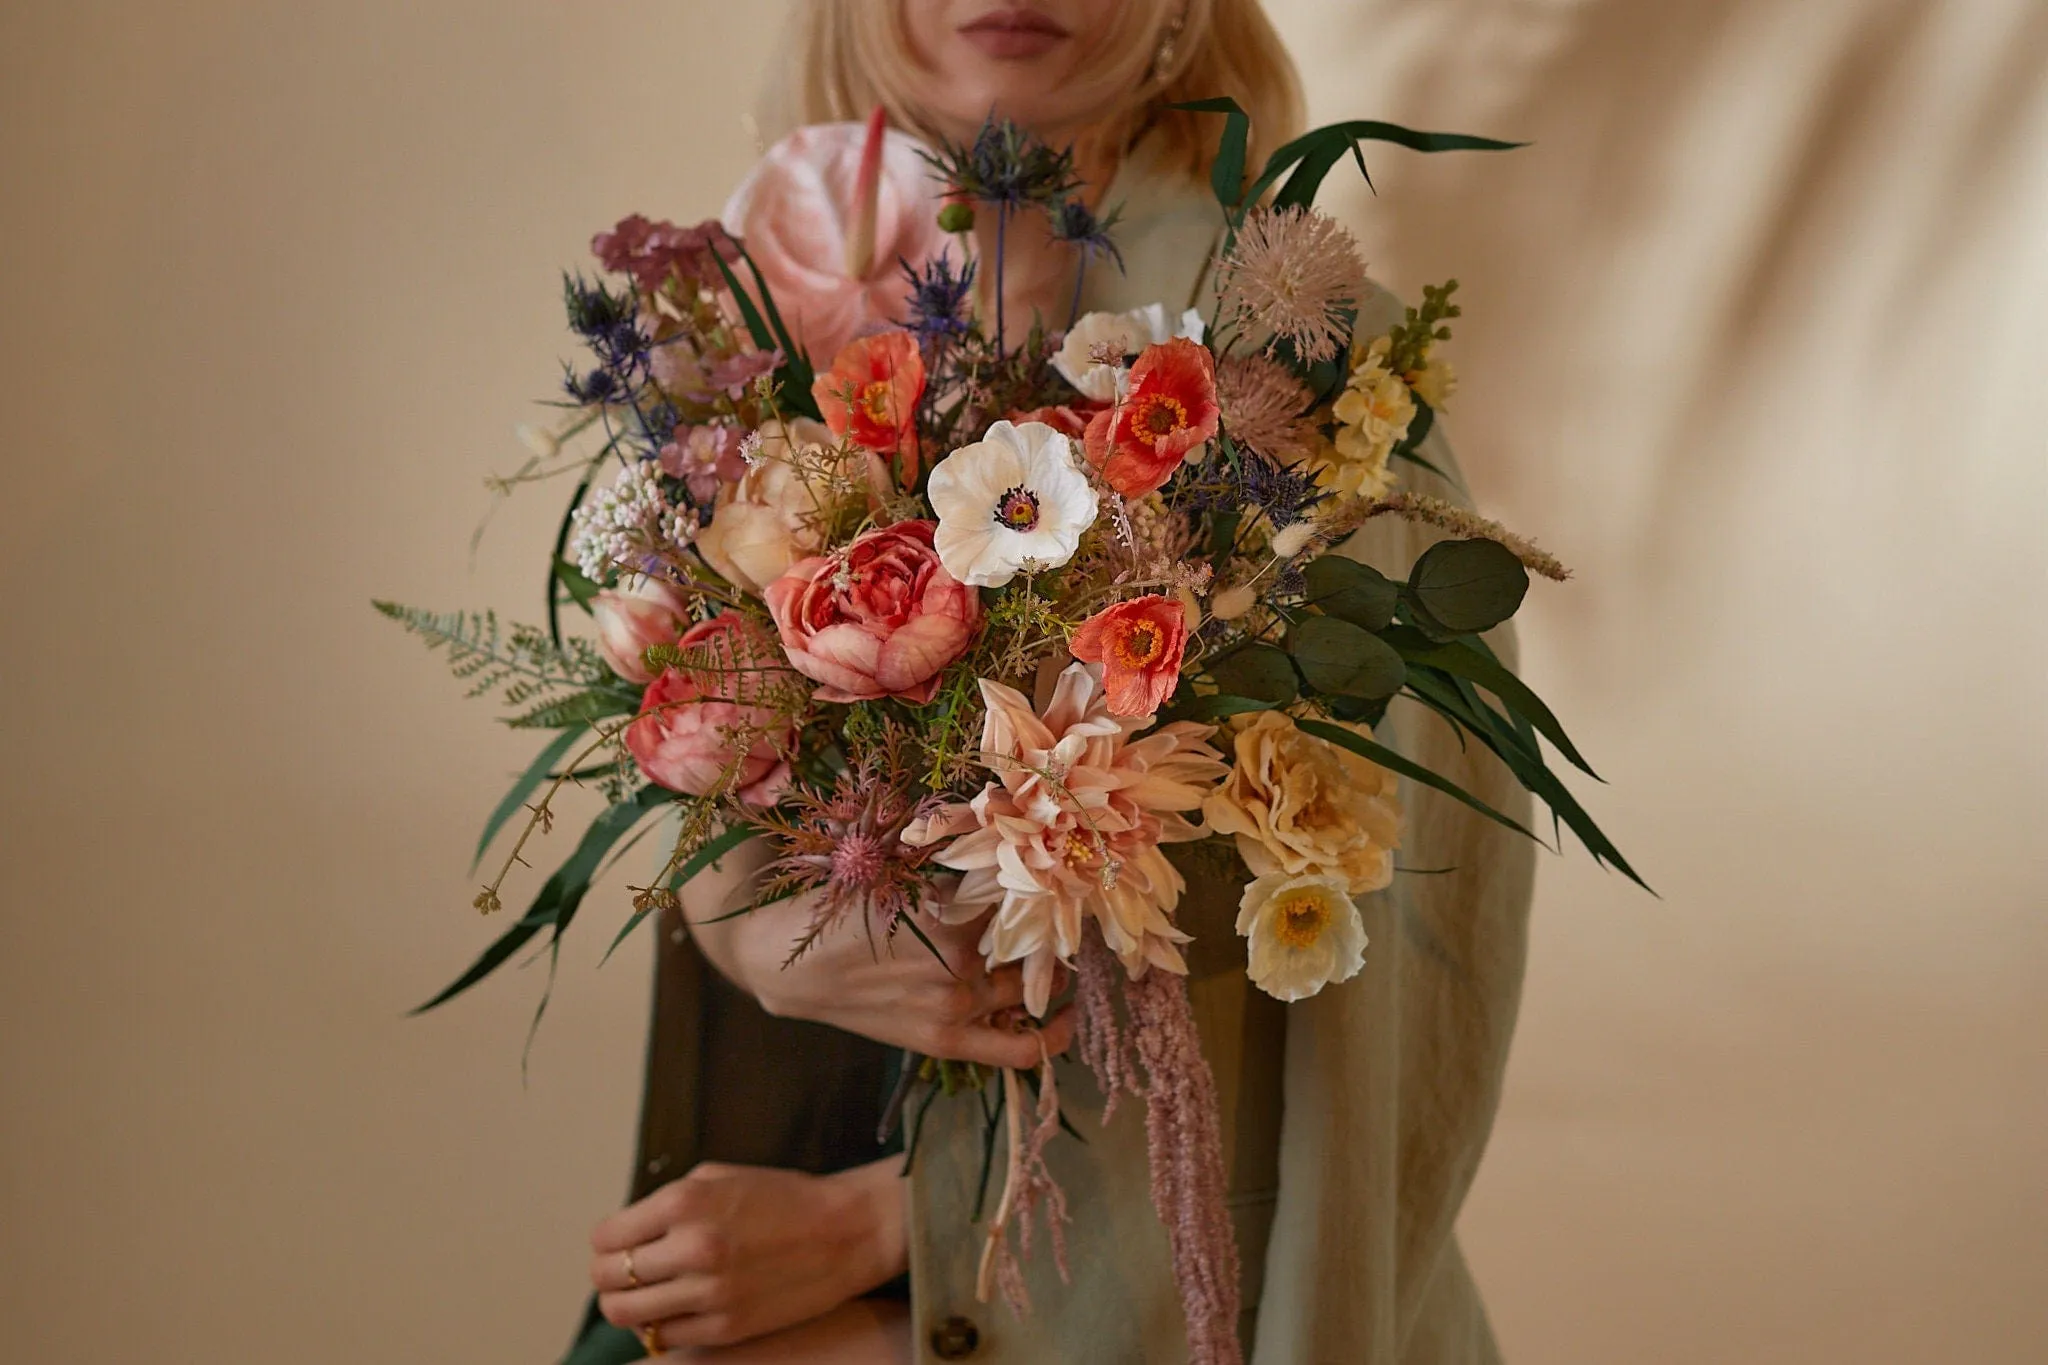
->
xmin=1007 ymin=403 xmax=1098 ymax=440
xmin=1081 ymin=337 xmax=1220 ymax=498
xmin=1069 ymin=594 xmax=1190 ymax=717
xmin=813 ymin=329 xmax=926 ymax=477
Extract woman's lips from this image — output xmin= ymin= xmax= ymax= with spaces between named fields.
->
xmin=958 ymin=8 xmax=1070 ymax=60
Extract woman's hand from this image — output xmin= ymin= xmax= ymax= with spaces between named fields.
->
xmin=590 ymin=1158 xmax=905 ymax=1353
xmin=682 ymin=838 xmax=1072 ymax=1071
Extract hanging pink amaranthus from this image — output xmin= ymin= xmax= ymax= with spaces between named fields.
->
xmin=1078 ymin=926 xmax=1243 ymax=1365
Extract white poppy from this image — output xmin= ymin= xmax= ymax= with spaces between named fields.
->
xmin=1053 ymin=304 xmax=1207 ymax=402
xmin=1235 ymin=871 xmax=1367 ymax=1002
xmin=927 ymin=420 xmax=1098 ymax=588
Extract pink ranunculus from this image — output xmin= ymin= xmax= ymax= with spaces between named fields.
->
xmin=591 ymin=576 xmax=691 ymax=684
xmin=764 ymin=520 xmax=981 ymax=704
xmin=624 ymin=613 xmax=793 ymax=806
xmin=721 ymin=120 xmax=950 ymax=365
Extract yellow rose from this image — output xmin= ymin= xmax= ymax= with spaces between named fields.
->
xmin=1203 ymin=710 xmax=1401 ymax=895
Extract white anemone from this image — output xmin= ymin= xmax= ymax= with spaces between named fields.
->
xmin=1235 ymin=871 xmax=1368 ymax=1002
xmin=927 ymin=419 xmax=1098 ymax=588
xmin=1053 ymin=304 xmax=1206 ymax=402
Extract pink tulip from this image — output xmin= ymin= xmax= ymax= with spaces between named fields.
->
xmin=591 ymin=576 xmax=691 ymax=684
xmin=764 ymin=520 xmax=982 ymax=705
xmin=722 ymin=117 xmax=950 ymax=365
xmin=624 ymin=614 xmax=793 ymax=807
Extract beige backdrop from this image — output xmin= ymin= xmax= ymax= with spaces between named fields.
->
xmin=1 ymin=2 xmax=2042 ymax=1363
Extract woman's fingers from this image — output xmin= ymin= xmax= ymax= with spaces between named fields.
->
xmin=596 ymin=1273 xmax=725 ymax=1330
xmin=932 ymin=1001 xmax=1076 ymax=1070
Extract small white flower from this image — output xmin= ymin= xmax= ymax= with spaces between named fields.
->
xmin=1236 ymin=871 xmax=1367 ymax=1002
xmin=1054 ymin=304 xmax=1206 ymax=402
xmin=927 ymin=420 xmax=1098 ymax=588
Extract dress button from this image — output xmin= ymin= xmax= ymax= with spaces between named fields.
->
xmin=929 ymin=1314 xmax=981 ymax=1359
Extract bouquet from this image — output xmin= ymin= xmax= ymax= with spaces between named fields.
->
xmin=381 ymin=101 xmax=1643 ymax=1362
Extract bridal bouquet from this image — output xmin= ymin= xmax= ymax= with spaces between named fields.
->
xmin=381 ymin=101 xmax=1640 ymax=1363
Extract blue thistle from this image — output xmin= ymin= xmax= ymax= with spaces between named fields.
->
xmin=901 ymin=251 xmax=977 ymax=344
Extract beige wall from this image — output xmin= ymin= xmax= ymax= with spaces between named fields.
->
xmin=1 ymin=3 xmax=2041 ymax=1363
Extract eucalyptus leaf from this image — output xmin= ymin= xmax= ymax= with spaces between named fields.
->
xmin=1302 ymin=554 xmax=1398 ymax=631
xmin=1204 ymin=643 xmax=1299 ymax=705
xmin=1409 ymin=538 xmax=1529 ymax=633
xmin=1288 ymin=615 xmax=1406 ymax=698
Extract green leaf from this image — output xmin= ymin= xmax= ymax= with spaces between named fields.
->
xmin=1203 ymin=643 xmax=1299 ymax=705
xmin=1446 ymin=699 xmax=1652 ymax=893
xmin=472 ymin=727 xmax=585 ymax=873
xmin=1245 ymin=120 xmax=1526 ymax=211
xmin=505 ymin=687 xmax=637 ymax=730
xmin=1296 ymin=718 xmax=1539 ymax=843
xmin=1398 ymin=637 xmax=1600 ymax=779
xmin=547 ymin=469 xmax=597 ymax=649
xmin=1303 ymin=554 xmax=1399 ymax=631
xmin=1172 ymin=692 xmax=1280 ymax=722
xmin=1173 ymin=97 xmax=1250 ymax=211
xmin=411 ymin=785 xmax=669 ymax=1014
xmin=552 ymin=557 xmax=601 ymax=613
xmin=1206 ymin=509 xmax=1241 ymax=561
xmin=714 ymin=249 xmax=823 ymax=422
xmin=1288 ymin=615 xmax=1406 ymax=698
xmin=1408 ymin=538 xmax=1529 ymax=634
xmin=600 ymin=821 xmax=756 ymax=965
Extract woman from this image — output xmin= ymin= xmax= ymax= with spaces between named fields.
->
xmin=570 ymin=3 xmax=1534 ymax=1361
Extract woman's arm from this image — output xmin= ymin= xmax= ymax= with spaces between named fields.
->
xmin=677 ymin=834 xmax=1071 ymax=1070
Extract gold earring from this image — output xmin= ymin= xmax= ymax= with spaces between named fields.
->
xmin=1154 ymin=11 xmax=1186 ymax=75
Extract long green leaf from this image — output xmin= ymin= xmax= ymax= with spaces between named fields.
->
xmin=1397 ymin=636 xmax=1599 ymax=778
xmin=1246 ymin=120 xmax=1526 ymax=212
xmin=411 ymin=785 xmax=669 ymax=1014
xmin=713 ymin=251 xmax=824 ymax=422
xmin=1437 ymin=693 xmax=1652 ymax=893
xmin=472 ymin=727 xmax=585 ymax=873
xmin=1296 ymin=718 xmax=1539 ymax=843
xmin=1173 ymin=97 xmax=1250 ymax=211
xmin=600 ymin=821 xmax=756 ymax=965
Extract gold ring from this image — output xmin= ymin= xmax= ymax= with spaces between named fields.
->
xmin=622 ymin=1246 xmax=641 ymax=1289
xmin=640 ymin=1323 xmax=664 ymax=1355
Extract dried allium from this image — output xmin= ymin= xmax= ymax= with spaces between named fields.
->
xmin=1215 ymin=206 xmax=1367 ymax=366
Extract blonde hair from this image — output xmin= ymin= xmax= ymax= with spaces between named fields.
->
xmin=773 ymin=1 xmax=1305 ymax=190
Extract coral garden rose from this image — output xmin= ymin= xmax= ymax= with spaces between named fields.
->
xmin=694 ymin=418 xmax=880 ymax=594
xmin=721 ymin=120 xmax=949 ymax=365
xmin=1236 ymin=870 xmax=1367 ymax=1001
xmin=625 ymin=613 xmax=793 ymax=807
xmin=1068 ymin=594 xmax=1189 ymax=717
xmin=1202 ymin=710 xmax=1401 ymax=895
xmin=764 ymin=520 xmax=981 ymax=704
xmin=813 ymin=330 xmax=926 ymax=474
xmin=1082 ymin=336 xmax=1220 ymax=498
xmin=591 ymin=575 xmax=691 ymax=684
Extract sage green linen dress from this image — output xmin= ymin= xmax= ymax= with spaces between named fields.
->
xmin=565 ymin=135 xmax=1534 ymax=1365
